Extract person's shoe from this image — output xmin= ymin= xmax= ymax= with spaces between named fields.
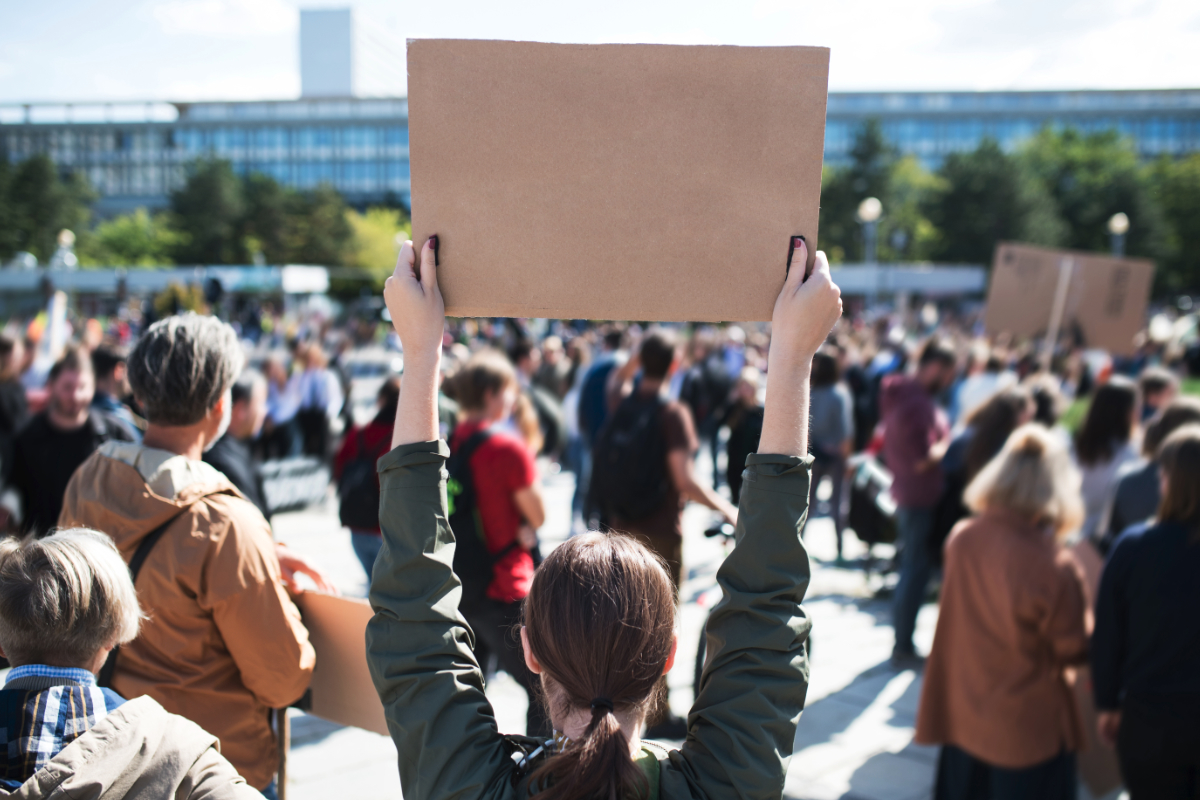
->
xmin=890 ymin=648 xmax=926 ymax=671
xmin=645 ymin=715 xmax=688 ymax=741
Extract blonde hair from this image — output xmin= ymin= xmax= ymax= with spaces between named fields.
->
xmin=0 ymin=529 xmax=143 ymax=667
xmin=964 ymin=424 xmax=1083 ymax=539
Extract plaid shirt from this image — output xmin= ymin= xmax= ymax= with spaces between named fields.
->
xmin=0 ymin=665 xmax=126 ymax=789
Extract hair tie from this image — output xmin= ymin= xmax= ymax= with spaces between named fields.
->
xmin=590 ymin=698 xmax=614 ymax=714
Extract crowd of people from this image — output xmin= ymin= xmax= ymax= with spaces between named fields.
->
xmin=0 ymin=233 xmax=1196 ymax=799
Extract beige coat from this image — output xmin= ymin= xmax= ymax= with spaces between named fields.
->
xmin=59 ymin=442 xmax=315 ymax=790
xmin=915 ymin=508 xmax=1091 ymax=768
xmin=0 ymin=696 xmax=260 ymax=800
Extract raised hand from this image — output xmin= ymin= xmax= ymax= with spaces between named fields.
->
xmin=386 ymin=236 xmax=445 ymax=447
xmin=758 ymin=239 xmax=843 ymax=458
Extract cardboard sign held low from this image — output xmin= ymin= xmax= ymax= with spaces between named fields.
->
xmin=295 ymin=592 xmax=389 ymax=737
xmin=407 ymin=39 xmax=830 ymax=322
xmin=984 ymin=242 xmax=1154 ymax=355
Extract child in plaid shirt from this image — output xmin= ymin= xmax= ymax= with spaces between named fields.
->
xmin=0 ymin=529 xmax=257 ymax=800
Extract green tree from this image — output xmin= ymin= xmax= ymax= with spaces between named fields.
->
xmin=170 ymin=159 xmax=246 ymax=264
xmin=345 ymin=206 xmax=410 ymax=284
xmin=285 ymin=184 xmax=353 ymax=265
xmin=1021 ymin=128 xmax=1168 ymax=262
xmin=1148 ymin=153 xmax=1200 ymax=294
xmin=76 ymin=208 xmax=183 ymax=266
xmin=819 ymin=120 xmax=897 ymax=262
xmin=5 ymin=155 xmax=94 ymax=263
xmin=0 ymin=157 xmax=17 ymax=262
xmin=240 ymin=172 xmax=293 ymax=263
xmin=925 ymin=138 xmax=1066 ymax=264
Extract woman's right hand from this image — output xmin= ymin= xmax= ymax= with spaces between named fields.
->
xmin=769 ymin=239 xmax=842 ymax=370
xmin=384 ymin=237 xmax=445 ymax=365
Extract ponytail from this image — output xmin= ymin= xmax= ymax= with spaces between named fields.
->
xmin=522 ymin=534 xmax=676 ymax=800
xmin=528 ymin=703 xmax=648 ymax=800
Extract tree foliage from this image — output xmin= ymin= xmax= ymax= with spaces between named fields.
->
xmin=0 ymin=154 xmax=94 ymax=264
xmin=77 ymin=208 xmax=183 ymax=267
xmin=345 ymin=206 xmax=410 ymax=283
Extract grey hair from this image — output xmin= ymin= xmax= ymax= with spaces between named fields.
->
xmin=129 ymin=313 xmax=244 ymax=426
xmin=0 ymin=528 xmax=144 ymax=667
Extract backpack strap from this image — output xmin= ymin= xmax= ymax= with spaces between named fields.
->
xmin=454 ymin=428 xmax=494 ymax=462
xmin=97 ymin=508 xmax=190 ymax=689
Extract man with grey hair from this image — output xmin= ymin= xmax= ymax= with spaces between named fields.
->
xmin=0 ymin=528 xmax=258 ymax=799
xmin=204 ymin=369 xmax=271 ymax=518
xmin=59 ymin=313 xmax=327 ymax=797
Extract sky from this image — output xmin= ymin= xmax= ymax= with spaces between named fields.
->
xmin=1 ymin=0 xmax=1199 ymax=103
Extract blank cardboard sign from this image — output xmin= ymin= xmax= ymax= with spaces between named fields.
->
xmin=407 ymin=39 xmax=830 ymax=321
xmin=984 ymin=242 xmax=1154 ymax=355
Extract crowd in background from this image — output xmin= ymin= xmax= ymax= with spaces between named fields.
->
xmin=1 ymin=292 xmax=1199 ymax=798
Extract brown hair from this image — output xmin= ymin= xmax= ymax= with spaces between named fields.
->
xmin=48 ymin=345 xmax=93 ymax=384
xmin=1142 ymin=397 xmax=1200 ymax=458
xmin=810 ymin=348 xmax=840 ymax=389
xmin=638 ymin=329 xmax=677 ymax=381
xmin=1156 ymin=424 xmax=1200 ymax=541
xmin=522 ymin=533 xmax=676 ymax=800
xmin=443 ymin=350 xmax=517 ymax=412
xmin=963 ymin=387 xmax=1032 ymax=481
xmin=1075 ymin=376 xmax=1139 ymax=466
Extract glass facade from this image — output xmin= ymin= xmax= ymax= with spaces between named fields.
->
xmin=1 ymin=90 xmax=1197 ymax=213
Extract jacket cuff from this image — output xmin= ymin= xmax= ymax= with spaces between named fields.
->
xmin=744 ymin=453 xmax=814 ymax=496
xmin=377 ymin=440 xmax=449 ymax=482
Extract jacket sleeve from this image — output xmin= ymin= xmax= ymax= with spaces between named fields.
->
xmin=202 ymin=499 xmax=316 ymax=709
xmin=179 ymin=746 xmax=263 ymax=800
xmin=1040 ymin=549 xmax=1091 ymax=667
xmin=365 ymin=440 xmax=517 ymax=800
xmin=660 ymin=453 xmax=814 ymax=800
xmin=1091 ymin=532 xmax=1136 ymax=710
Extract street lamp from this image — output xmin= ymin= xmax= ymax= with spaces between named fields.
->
xmin=1108 ymin=212 xmax=1129 ymax=258
xmin=857 ymin=197 xmax=882 ymax=264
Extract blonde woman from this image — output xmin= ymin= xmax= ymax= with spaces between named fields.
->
xmin=916 ymin=424 xmax=1089 ymax=800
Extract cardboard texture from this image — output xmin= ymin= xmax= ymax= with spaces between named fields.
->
xmin=407 ymin=39 xmax=830 ymax=321
xmin=984 ymin=242 xmax=1154 ymax=355
xmin=295 ymin=592 xmax=389 ymax=737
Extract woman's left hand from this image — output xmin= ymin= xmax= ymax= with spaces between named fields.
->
xmin=384 ymin=237 xmax=445 ymax=364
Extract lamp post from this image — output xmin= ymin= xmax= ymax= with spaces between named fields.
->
xmin=1108 ymin=212 xmax=1129 ymax=258
xmin=857 ymin=197 xmax=882 ymax=264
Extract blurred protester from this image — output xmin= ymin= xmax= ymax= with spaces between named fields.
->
xmin=444 ymin=350 xmax=549 ymax=738
xmin=1136 ymin=365 xmax=1177 ymax=423
xmin=599 ymin=328 xmax=738 ymax=588
xmin=806 ymin=348 xmax=854 ymax=560
xmin=952 ymin=344 xmax=1016 ymax=424
xmin=679 ymin=331 xmax=734 ymax=490
xmin=882 ymin=339 xmax=956 ymax=663
xmin=917 ymin=425 xmax=1088 ymax=800
xmin=0 ymin=334 xmax=29 ymax=492
xmin=203 ymin=369 xmax=271 ymax=519
xmin=934 ymin=388 xmax=1035 ymax=562
xmin=0 ymin=529 xmax=259 ymax=800
xmin=721 ymin=366 xmax=764 ymax=506
xmin=511 ymin=340 xmax=565 ymax=457
xmin=532 ymin=335 xmax=572 ymax=399
xmin=1073 ymin=377 xmax=1141 ymax=544
xmin=1025 ymin=373 xmax=1068 ymax=432
xmin=59 ymin=314 xmax=323 ymax=796
xmin=1105 ymin=397 xmax=1200 ymax=545
xmin=6 ymin=347 xmax=135 ymax=535
xmin=1092 ymin=424 xmax=1200 ymax=799
xmin=295 ymin=344 xmax=343 ymax=459
xmin=335 ymin=377 xmax=400 ymax=576
xmin=576 ymin=328 xmax=624 ymax=523
xmin=262 ymin=356 xmax=301 ymax=459
xmin=90 ymin=345 xmax=140 ymax=441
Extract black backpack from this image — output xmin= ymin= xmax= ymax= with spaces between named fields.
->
xmin=590 ymin=392 xmax=670 ymax=522
xmin=338 ymin=430 xmax=388 ymax=530
xmin=447 ymin=430 xmax=516 ymax=610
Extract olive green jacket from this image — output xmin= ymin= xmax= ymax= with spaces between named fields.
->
xmin=366 ymin=440 xmax=813 ymax=800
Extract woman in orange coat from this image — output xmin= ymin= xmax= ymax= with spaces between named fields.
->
xmin=916 ymin=424 xmax=1089 ymax=800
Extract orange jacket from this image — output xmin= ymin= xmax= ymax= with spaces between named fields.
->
xmin=915 ymin=507 xmax=1090 ymax=768
xmin=60 ymin=442 xmax=315 ymax=790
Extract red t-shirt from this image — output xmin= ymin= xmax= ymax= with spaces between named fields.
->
xmin=450 ymin=419 xmax=538 ymax=603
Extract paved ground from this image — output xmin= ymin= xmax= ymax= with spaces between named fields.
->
xmin=273 ymin=452 xmax=951 ymax=800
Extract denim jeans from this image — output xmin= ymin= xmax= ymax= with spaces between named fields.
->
xmin=892 ymin=506 xmax=935 ymax=655
xmin=351 ymin=531 xmax=384 ymax=579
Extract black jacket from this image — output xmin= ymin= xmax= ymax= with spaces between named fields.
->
xmin=203 ymin=434 xmax=270 ymax=519
xmin=11 ymin=410 xmax=134 ymax=535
